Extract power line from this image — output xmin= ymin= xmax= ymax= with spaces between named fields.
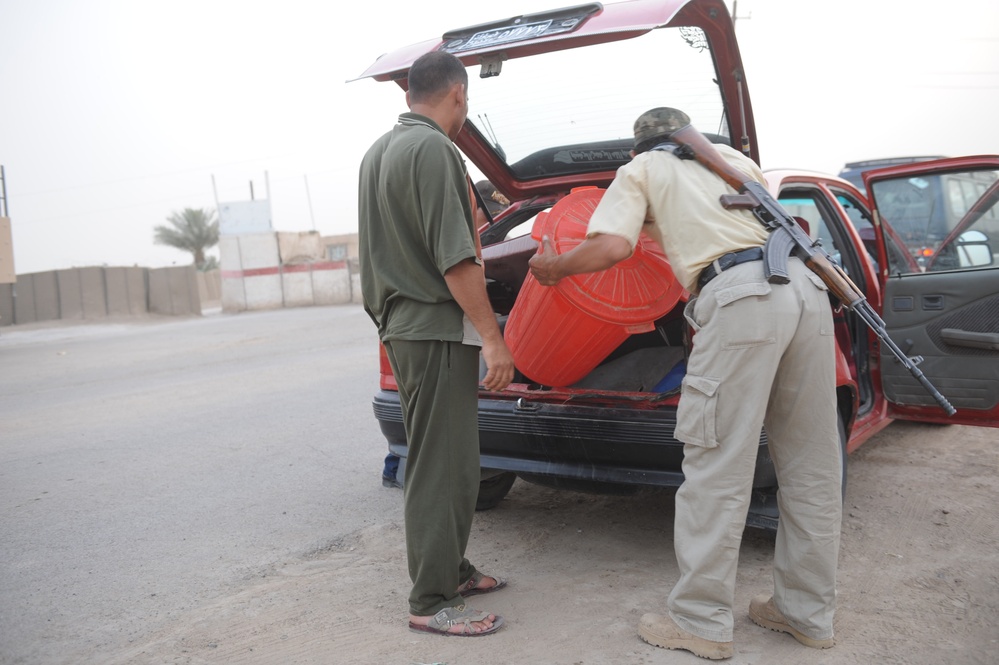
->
xmin=14 ymin=153 xmax=300 ymax=199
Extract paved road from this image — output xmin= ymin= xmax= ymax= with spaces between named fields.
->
xmin=0 ymin=306 xmax=394 ymax=664
xmin=2 ymin=306 xmax=996 ymax=665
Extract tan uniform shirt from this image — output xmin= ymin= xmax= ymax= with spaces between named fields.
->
xmin=586 ymin=143 xmax=770 ymax=293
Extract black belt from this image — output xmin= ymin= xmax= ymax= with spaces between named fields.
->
xmin=697 ymin=247 xmax=764 ymax=290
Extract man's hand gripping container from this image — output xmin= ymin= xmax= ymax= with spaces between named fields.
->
xmin=504 ymin=187 xmax=686 ymax=387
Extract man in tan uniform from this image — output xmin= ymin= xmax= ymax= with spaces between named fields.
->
xmin=529 ymin=108 xmax=842 ymax=660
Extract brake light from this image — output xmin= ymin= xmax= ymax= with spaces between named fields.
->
xmin=917 ymin=247 xmax=935 ymax=258
xmin=379 ymin=343 xmax=398 ymax=391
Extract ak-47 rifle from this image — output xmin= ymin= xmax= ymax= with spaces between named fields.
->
xmin=667 ymin=124 xmax=956 ymax=416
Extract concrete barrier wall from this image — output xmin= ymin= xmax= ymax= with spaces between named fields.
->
xmin=313 ymin=266 xmax=352 ymax=305
xmin=148 ymin=266 xmax=201 ymax=316
xmin=197 ymin=269 xmax=221 ymax=307
xmin=80 ymin=267 xmax=108 ymax=319
xmin=11 ymin=271 xmax=60 ymax=324
xmin=33 ymin=271 xmax=61 ymax=322
xmin=0 ymin=283 xmax=13 ymax=324
xmin=104 ymin=267 xmax=148 ymax=316
xmin=220 ymin=233 xmax=282 ymax=312
xmin=219 ymin=236 xmax=248 ymax=312
xmin=242 ymin=234 xmax=283 ymax=310
xmin=10 ymin=273 xmax=38 ymax=323
xmin=221 ymin=231 xmax=358 ymax=313
xmin=281 ymin=268 xmax=314 ymax=308
xmin=104 ymin=267 xmax=133 ymax=316
xmin=1 ymin=231 xmax=358 ymax=326
xmin=57 ymin=270 xmax=84 ymax=321
xmin=1 ymin=264 xmax=353 ymax=326
xmin=0 ymin=265 xmax=203 ymax=327
xmin=351 ymin=272 xmax=362 ymax=304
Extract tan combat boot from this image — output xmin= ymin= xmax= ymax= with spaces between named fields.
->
xmin=748 ymin=594 xmax=834 ymax=649
xmin=638 ymin=613 xmax=733 ymax=660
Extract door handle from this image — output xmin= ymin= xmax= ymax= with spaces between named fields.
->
xmin=941 ymin=328 xmax=999 ymax=351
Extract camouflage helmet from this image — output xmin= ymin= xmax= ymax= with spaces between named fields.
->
xmin=633 ymin=107 xmax=691 ymax=151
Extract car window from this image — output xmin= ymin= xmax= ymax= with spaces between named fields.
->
xmin=832 ymin=190 xmax=880 ymax=265
xmin=837 ymin=156 xmax=945 ymax=195
xmin=834 ymin=191 xmax=873 ymax=236
xmin=870 ymin=168 xmax=999 ymax=274
xmin=777 ymin=190 xmax=842 ymax=265
xmin=777 ymin=186 xmax=873 ymax=297
xmin=832 ymin=188 xmax=916 ymax=275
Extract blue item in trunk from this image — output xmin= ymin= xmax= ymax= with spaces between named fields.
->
xmin=654 ymin=359 xmax=686 ymax=393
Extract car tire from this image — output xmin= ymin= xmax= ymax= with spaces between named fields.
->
xmin=476 ymin=471 xmax=517 ymax=511
xmin=392 ymin=459 xmax=516 ymax=510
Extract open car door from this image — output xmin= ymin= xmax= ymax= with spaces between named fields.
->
xmin=866 ymin=156 xmax=999 ymax=427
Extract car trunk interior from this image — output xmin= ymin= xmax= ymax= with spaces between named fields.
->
xmin=482 ymin=213 xmax=689 ymax=394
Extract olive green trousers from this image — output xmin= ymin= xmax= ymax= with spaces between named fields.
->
xmin=383 ymin=339 xmax=481 ymax=616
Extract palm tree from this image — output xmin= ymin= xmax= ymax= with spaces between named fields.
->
xmin=154 ymin=207 xmax=219 ymax=270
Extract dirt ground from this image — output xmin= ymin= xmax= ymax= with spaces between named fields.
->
xmin=101 ymin=420 xmax=997 ymax=665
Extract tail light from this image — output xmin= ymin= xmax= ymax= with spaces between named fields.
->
xmin=379 ymin=343 xmax=398 ymax=391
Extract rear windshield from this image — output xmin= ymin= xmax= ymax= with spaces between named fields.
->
xmin=461 ymin=26 xmax=729 ymax=180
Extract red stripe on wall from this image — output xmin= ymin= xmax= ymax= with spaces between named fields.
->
xmin=221 ymin=261 xmax=347 ymax=280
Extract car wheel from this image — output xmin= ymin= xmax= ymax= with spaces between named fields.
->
xmin=476 ymin=471 xmax=517 ymax=511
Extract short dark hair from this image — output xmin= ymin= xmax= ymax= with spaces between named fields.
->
xmin=408 ymin=51 xmax=468 ymax=104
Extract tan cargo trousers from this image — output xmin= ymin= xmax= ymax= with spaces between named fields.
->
xmin=668 ymin=256 xmax=842 ymax=643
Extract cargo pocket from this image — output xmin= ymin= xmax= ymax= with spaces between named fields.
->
xmin=714 ymin=281 xmax=776 ymax=349
xmin=804 ymin=270 xmax=829 ymax=292
xmin=674 ymin=374 xmax=721 ymax=448
xmin=804 ymin=271 xmax=836 ymax=336
xmin=682 ymin=296 xmax=701 ymax=333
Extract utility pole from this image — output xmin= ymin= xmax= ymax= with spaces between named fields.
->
xmin=0 ymin=165 xmax=8 ymax=217
xmin=731 ymin=1 xmax=752 ymax=29
xmin=1 ymin=165 xmax=16 ymax=290
xmin=304 ymin=175 xmax=317 ymax=232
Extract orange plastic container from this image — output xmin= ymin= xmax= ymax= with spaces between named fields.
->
xmin=504 ymin=187 xmax=685 ymax=387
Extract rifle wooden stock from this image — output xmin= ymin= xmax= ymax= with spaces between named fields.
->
xmin=668 ymin=125 xmax=957 ymax=416
xmin=806 ymin=253 xmax=866 ymax=308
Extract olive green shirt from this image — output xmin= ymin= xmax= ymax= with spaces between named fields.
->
xmin=358 ymin=113 xmax=478 ymax=341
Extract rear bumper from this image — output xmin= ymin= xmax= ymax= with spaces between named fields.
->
xmin=372 ymin=389 xmax=777 ymax=493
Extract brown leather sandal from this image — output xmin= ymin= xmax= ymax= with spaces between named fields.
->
xmin=456 ymin=570 xmax=508 ymax=597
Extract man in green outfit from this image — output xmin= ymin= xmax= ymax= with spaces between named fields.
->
xmin=357 ymin=50 xmax=515 ymax=637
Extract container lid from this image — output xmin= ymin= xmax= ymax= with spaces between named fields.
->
xmin=531 ymin=187 xmax=685 ymax=325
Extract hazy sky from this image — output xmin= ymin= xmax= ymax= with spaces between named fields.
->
xmin=2 ymin=0 xmax=997 ymax=274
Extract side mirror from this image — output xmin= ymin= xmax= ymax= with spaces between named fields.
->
xmin=956 ymin=230 xmax=993 ymax=268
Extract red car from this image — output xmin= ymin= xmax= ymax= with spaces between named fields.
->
xmin=356 ymin=0 xmax=999 ymax=527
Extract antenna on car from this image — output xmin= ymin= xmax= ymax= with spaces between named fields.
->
xmin=735 ymin=70 xmax=751 ymax=157
xmin=478 ymin=113 xmax=507 ymax=162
